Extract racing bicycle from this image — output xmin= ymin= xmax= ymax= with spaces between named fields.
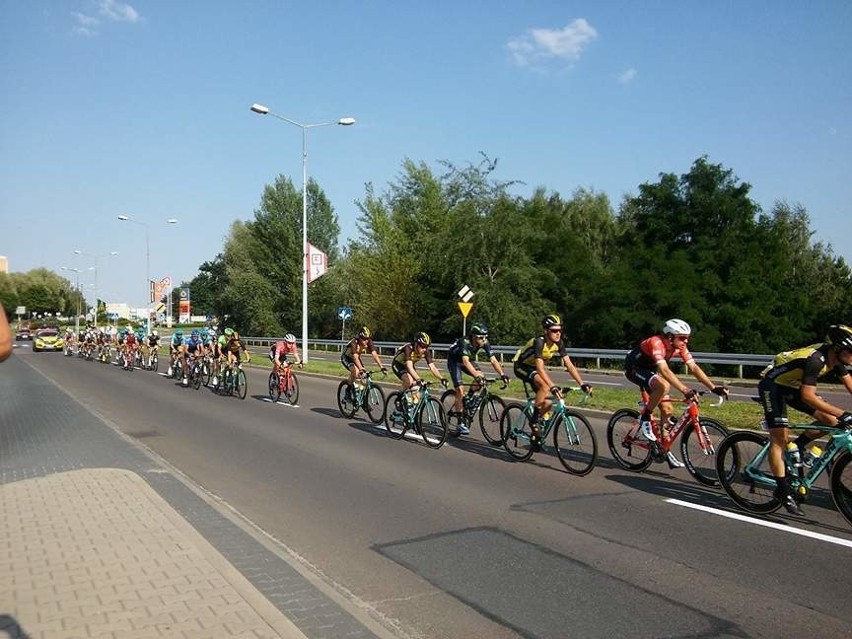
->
xmin=269 ymin=363 xmax=300 ymax=405
xmin=715 ymin=421 xmax=852 ymax=526
xmin=440 ymin=377 xmax=507 ymax=443
xmin=500 ymin=386 xmax=597 ymax=476
xmin=606 ymin=391 xmax=728 ymax=487
xmin=384 ymin=381 xmax=448 ymax=449
xmin=337 ymin=370 xmax=386 ymax=423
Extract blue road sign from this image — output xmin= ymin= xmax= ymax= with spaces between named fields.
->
xmin=337 ymin=306 xmax=353 ymax=321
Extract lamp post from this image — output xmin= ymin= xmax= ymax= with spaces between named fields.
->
xmin=60 ymin=266 xmax=82 ymax=336
xmin=73 ymin=249 xmax=118 ymax=327
xmin=118 ymin=215 xmax=177 ymax=335
xmin=250 ymin=102 xmax=355 ymax=363
xmin=117 ymin=215 xmax=178 ymax=334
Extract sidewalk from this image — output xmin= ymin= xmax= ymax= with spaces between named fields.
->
xmin=0 ymin=355 xmax=383 ymax=639
xmin=1 ymin=468 xmax=304 ymax=639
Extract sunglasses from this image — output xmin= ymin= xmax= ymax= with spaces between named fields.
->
xmin=548 ymin=328 xmax=562 ymax=333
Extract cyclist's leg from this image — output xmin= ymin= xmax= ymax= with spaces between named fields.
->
xmin=446 ymin=358 xmax=465 ymax=414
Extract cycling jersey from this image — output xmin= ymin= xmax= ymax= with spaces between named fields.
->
xmin=147 ymin=335 xmax=160 ymax=348
xmin=448 ymin=337 xmax=493 ymax=364
xmin=625 ymin=335 xmax=693 ymax=371
xmin=184 ymin=336 xmax=203 ymax=354
xmin=171 ymin=335 xmax=184 ymax=348
xmin=391 ymin=343 xmax=433 ymax=379
xmin=513 ymin=336 xmax=567 ymax=367
xmin=125 ymin=333 xmax=137 ymax=346
xmin=271 ymin=341 xmax=298 ymax=362
xmin=762 ymin=344 xmax=848 ymax=389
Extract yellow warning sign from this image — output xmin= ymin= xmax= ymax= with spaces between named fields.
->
xmin=458 ymin=301 xmax=473 ymax=318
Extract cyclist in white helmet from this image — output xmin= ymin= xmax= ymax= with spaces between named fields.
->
xmin=624 ymin=319 xmax=729 ymax=468
xmin=270 ymin=333 xmax=302 ymax=377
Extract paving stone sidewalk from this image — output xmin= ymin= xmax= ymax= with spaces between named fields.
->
xmin=0 ymin=355 xmax=383 ymax=639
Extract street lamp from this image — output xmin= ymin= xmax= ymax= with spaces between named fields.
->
xmin=117 ymin=215 xmax=178 ymax=333
xmin=73 ymin=249 xmax=118 ymax=326
xmin=60 ymin=266 xmax=82 ymax=335
xmin=250 ymin=102 xmax=355 ymax=363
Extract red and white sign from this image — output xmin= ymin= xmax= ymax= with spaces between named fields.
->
xmin=306 ymin=243 xmax=328 ymax=283
xmin=153 ymin=276 xmax=172 ymax=303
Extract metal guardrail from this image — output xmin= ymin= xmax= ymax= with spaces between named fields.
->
xmin=238 ymin=337 xmax=774 ymax=378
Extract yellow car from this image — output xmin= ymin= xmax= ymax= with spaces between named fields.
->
xmin=33 ymin=328 xmax=64 ymax=352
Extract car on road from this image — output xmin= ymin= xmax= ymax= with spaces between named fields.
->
xmin=33 ymin=327 xmax=64 ymax=352
xmin=15 ymin=326 xmax=31 ymax=340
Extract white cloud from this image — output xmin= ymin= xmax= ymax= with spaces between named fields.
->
xmin=73 ymin=11 xmax=99 ymax=36
xmin=508 ymin=19 xmax=598 ymax=68
xmin=98 ymin=0 xmax=140 ymax=23
xmin=618 ymin=68 xmax=637 ymax=84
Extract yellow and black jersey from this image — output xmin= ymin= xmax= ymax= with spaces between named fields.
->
xmin=762 ymin=343 xmax=849 ymax=389
xmin=513 ymin=336 xmax=567 ymax=368
xmin=392 ymin=343 xmax=433 ymax=366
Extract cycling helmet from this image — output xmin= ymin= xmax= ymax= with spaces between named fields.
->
xmin=200 ymin=328 xmax=209 ymax=337
xmin=175 ymin=329 xmax=184 ymax=337
xmin=152 ymin=330 xmax=158 ymax=336
xmin=542 ymin=314 xmax=562 ymax=330
xmin=191 ymin=329 xmax=200 ymax=338
xmin=357 ymin=326 xmax=372 ymax=339
xmin=415 ymin=331 xmax=431 ymax=347
xmin=826 ymin=324 xmax=852 ymax=350
xmin=663 ymin=318 xmax=691 ymax=337
xmin=224 ymin=327 xmax=234 ymax=337
xmin=469 ymin=322 xmax=488 ymax=337
xmin=283 ymin=333 xmax=296 ymax=343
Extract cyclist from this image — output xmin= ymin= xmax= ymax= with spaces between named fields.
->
xmin=124 ymin=327 xmax=138 ymax=368
xmin=624 ymin=318 xmax=729 ymax=468
xmin=270 ymin=333 xmax=303 ymax=375
xmin=391 ymin=331 xmax=447 ymax=393
xmin=221 ymin=327 xmax=249 ymax=372
xmin=758 ymin=324 xmax=852 ymax=515
xmin=446 ymin=322 xmax=510 ymax=435
xmin=513 ymin=314 xmax=592 ymax=448
xmin=341 ymin=326 xmax=386 ymax=392
xmin=177 ymin=329 xmax=205 ymax=385
xmin=145 ymin=329 xmax=160 ymax=369
xmin=167 ymin=329 xmax=184 ymax=377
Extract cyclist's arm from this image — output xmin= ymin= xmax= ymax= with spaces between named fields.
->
xmin=370 ymin=349 xmax=384 ymax=369
xmin=488 ymin=355 xmax=506 ymax=378
xmin=561 ymin=354 xmax=587 ymax=389
xmin=405 ymin=359 xmax=421 ymax=382
xmin=655 ymin=359 xmax=690 ymax=394
xmin=801 ymin=382 xmax=849 ymax=420
xmin=534 ymin=356 xmax=557 ymax=391
xmin=427 ymin=361 xmax=444 ymax=382
xmin=461 ymin=355 xmax=480 ymax=378
xmin=685 ymin=359 xmax=717 ymax=391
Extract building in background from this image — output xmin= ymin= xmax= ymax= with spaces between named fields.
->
xmin=0 ymin=256 xmax=8 ymax=273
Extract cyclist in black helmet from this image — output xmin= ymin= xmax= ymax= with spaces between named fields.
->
xmin=446 ymin=321 xmax=510 ymax=435
xmin=391 ymin=331 xmax=447 ymax=393
xmin=758 ymin=324 xmax=852 ymax=515
xmin=512 ymin=314 xmax=592 ymax=447
xmin=341 ymin=326 xmax=386 ymax=390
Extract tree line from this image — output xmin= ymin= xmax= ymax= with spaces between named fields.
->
xmin=5 ymin=155 xmax=849 ymax=355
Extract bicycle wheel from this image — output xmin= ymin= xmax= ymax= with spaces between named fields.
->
xmin=151 ymin=352 xmax=159 ymax=372
xmin=284 ymin=373 xmax=299 ymax=405
xmin=479 ymin=394 xmax=506 ymax=446
xmin=268 ymin=372 xmax=281 ymax=402
xmin=202 ymin=359 xmax=212 ymax=386
xmin=553 ymin=411 xmax=598 ymax=476
xmin=501 ymin=402 xmax=535 ymax=461
xmin=337 ymin=381 xmax=357 ymax=418
xmin=417 ymin=397 xmax=448 ymax=449
xmin=191 ymin=366 xmax=202 ymax=390
xmin=606 ymin=408 xmax=653 ymax=471
xmin=235 ymin=369 xmax=248 ymax=400
xmin=715 ymin=430 xmax=780 ymax=514
xmin=384 ymin=392 xmax=407 ymax=439
xmin=364 ymin=383 xmax=386 ymax=424
xmin=829 ymin=451 xmax=852 ymax=527
xmin=679 ymin=417 xmax=729 ymax=487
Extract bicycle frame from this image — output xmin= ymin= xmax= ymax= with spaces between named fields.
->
xmin=743 ymin=424 xmax=852 ymax=493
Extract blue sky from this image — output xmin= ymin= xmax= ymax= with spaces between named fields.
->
xmin=1 ymin=1 xmax=850 ymax=309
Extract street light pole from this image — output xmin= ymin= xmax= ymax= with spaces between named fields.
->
xmin=250 ymin=103 xmax=355 ymax=363
xmin=117 ymin=216 xmax=178 ymax=334
xmin=73 ymin=249 xmax=118 ymax=327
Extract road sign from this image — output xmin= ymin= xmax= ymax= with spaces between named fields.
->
xmin=155 ymin=303 xmax=166 ymax=313
xmin=16 ymin=306 xmax=26 ymax=315
xmin=337 ymin=306 xmax=353 ymax=321
xmin=458 ymin=301 xmax=473 ymax=318
xmin=457 ymin=285 xmax=474 ymax=303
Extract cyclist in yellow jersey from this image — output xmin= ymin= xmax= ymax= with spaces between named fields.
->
xmin=513 ymin=314 xmax=592 ymax=447
xmin=341 ymin=326 xmax=386 ymax=387
xmin=758 ymin=324 xmax=852 ymax=515
xmin=391 ymin=332 xmax=447 ymax=392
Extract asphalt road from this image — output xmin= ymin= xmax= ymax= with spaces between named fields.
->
xmin=16 ymin=344 xmax=852 ymax=639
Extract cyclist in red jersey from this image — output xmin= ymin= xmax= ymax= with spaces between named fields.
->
xmin=270 ymin=333 xmax=303 ymax=374
xmin=624 ymin=319 xmax=729 ymax=464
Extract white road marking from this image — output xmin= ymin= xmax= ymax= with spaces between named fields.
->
xmin=666 ymin=498 xmax=852 ymax=549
